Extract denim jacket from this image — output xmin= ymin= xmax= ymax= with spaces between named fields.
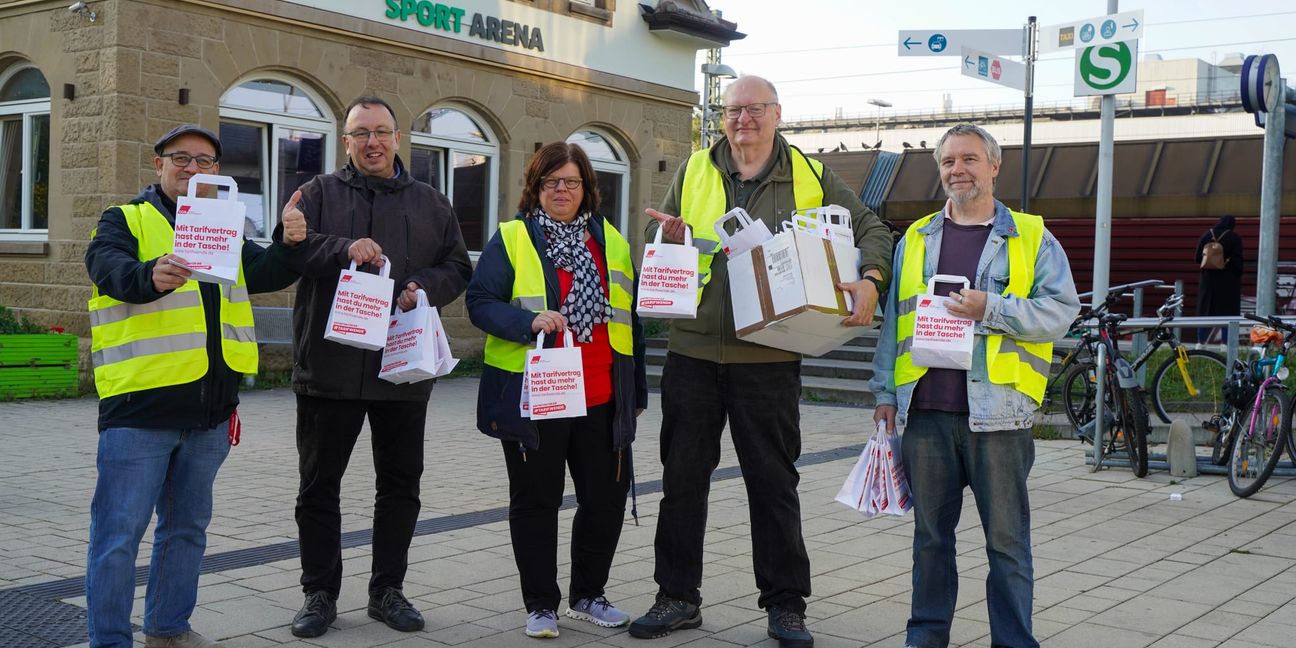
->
xmin=870 ymin=200 xmax=1080 ymax=432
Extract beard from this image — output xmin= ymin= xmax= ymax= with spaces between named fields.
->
xmin=944 ymin=180 xmax=984 ymax=205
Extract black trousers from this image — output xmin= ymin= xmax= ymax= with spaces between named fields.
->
xmin=653 ymin=352 xmax=811 ymax=613
xmin=502 ymin=402 xmax=630 ymax=613
xmin=295 ymin=394 xmax=427 ymax=597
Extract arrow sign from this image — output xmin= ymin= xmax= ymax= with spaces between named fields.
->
xmin=960 ymin=47 xmax=1026 ymax=92
xmin=1041 ymin=9 xmax=1144 ymax=53
xmin=897 ymin=29 xmax=1023 ymax=57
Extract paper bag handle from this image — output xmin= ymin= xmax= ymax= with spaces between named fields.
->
xmin=652 ymin=222 xmax=693 ymax=247
xmin=347 ymin=255 xmax=392 ymax=278
xmin=533 ymin=329 xmax=575 ymax=350
xmin=926 ymin=273 xmax=970 ymax=294
xmin=712 ymin=207 xmax=755 ymax=244
xmin=186 ymin=173 xmax=239 ymax=202
xmin=414 ymin=288 xmax=428 ymax=310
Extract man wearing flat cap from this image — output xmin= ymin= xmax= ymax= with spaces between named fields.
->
xmin=83 ymin=124 xmax=306 ymax=648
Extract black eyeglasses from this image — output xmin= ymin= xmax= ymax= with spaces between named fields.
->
xmin=720 ymin=102 xmax=777 ymax=119
xmin=160 ymin=153 xmax=218 ymax=169
xmin=344 ymin=128 xmax=397 ymax=142
xmin=542 ymin=177 xmax=583 ymax=190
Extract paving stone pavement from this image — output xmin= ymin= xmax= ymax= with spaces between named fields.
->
xmin=2 ymin=376 xmax=1295 ymax=647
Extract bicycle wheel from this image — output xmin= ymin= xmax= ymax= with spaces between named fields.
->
xmin=1151 ymin=349 xmax=1226 ymax=431
xmin=1118 ymin=388 xmax=1151 ymax=477
xmin=1062 ymin=360 xmax=1097 ymax=431
xmin=1228 ymin=385 xmax=1290 ymax=498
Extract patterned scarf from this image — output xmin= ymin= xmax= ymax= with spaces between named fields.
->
xmin=534 ymin=207 xmax=610 ymax=343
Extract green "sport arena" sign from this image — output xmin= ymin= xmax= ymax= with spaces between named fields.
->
xmin=383 ymin=0 xmax=546 ymax=52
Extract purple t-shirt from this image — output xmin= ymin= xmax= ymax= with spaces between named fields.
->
xmin=911 ymin=219 xmax=994 ymax=414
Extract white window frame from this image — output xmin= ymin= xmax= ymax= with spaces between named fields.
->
xmin=0 ymin=64 xmax=51 ymax=241
xmin=568 ymin=129 xmax=630 ymax=232
xmin=218 ymin=75 xmax=335 ymax=242
xmin=410 ymin=106 xmax=500 ymax=255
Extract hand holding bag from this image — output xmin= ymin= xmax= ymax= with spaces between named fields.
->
xmin=910 ymin=274 xmax=975 ymax=370
xmin=171 ymin=174 xmax=246 ymax=285
xmin=379 ymin=289 xmax=457 ymax=384
xmin=323 ymin=256 xmax=394 ymax=351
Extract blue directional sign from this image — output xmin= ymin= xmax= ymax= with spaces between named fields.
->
xmin=897 ymin=29 xmax=1023 ymax=56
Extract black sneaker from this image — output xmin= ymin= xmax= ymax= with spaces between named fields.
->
xmin=290 ymin=590 xmax=336 ymax=638
xmin=368 ymin=586 xmax=425 ymax=632
xmin=767 ymin=606 xmax=813 ymax=648
xmin=627 ymin=596 xmax=701 ymax=639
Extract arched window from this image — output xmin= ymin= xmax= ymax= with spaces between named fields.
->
xmin=0 ymin=64 xmax=51 ymax=238
xmin=410 ymin=106 xmax=499 ymax=251
xmin=567 ymin=130 xmax=629 ymax=232
xmin=219 ymin=77 xmax=335 ymax=239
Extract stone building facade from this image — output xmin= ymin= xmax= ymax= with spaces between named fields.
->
xmin=0 ymin=0 xmax=737 ymax=385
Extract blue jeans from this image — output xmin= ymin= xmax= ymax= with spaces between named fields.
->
xmin=86 ymin=424 xmax=231 ymax=648
xmin=902 ymin=410 xmax=1037 ymax=648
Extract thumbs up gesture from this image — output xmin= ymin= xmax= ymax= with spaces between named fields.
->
xmin=281 ymin=190 xmax=307 ymax=246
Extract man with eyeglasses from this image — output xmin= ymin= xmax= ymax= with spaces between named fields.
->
xmin=630 ymin=76 xmax=894 ymax=648
xmin=83 ymin=124 xmax=306 ymax=648
xmin=280 ymin=95 xmax=472 ymax=639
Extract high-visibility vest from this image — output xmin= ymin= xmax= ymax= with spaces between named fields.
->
xmin=87 ymin=202 xmax=257 ymax=398
xmin=678 ymin=144 xmax=825 ymax=303
xmin=482 ymin=218 xmax=635 ymax=373
xmin=893 ymin=210 xmax=1053 ymax=404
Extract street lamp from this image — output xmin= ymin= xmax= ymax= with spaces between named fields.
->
xmin=700 ymin=62 xmax=738 ymax=148
xmin=867 ymin=98 xmax=892 ymax=147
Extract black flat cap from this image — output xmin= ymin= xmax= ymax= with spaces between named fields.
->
xmin=153 ymin=124 xmax=222 ymax=158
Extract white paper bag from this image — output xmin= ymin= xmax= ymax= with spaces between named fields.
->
xmin=836 ymin=421 xmax=912 ymax=518
xmin=637 ymin=225 xmax=699 ymax=319
xmin=323 ymin=257 xmax=395 ymax=351
xmin=521 ymin=330 xmax=586 ymax=420
xmin=171 ymin=174 xmax=246 ymax=285
xmin=714 ymin=207 xmax=773 ymax=258
xmin=789 ymin=205 xmax=854 ymax=246
xmin=911 ymin=274 xmax=975 ymax=370
xmin=378 ymin=289 xmax=458 ymax=384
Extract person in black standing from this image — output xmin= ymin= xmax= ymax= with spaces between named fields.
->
xmin=1194 ymin=215 xmax=1244 ymax=343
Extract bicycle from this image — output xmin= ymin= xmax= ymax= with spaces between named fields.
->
xmin=1227 ymin=313 xmax=1295 ymax=498
xmin=1076 ymin=310 xmax=1151 ymax=477
xmin=1059 ymin=293 xmax=1226 ymax=434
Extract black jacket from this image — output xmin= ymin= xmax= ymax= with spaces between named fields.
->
xmin=467 ymin=212 xmax=647 ymax=451
xmin=282 ymin=158 xmax=472 ymax=401
xmin=84 ymin=185 xmax=301 ymax=431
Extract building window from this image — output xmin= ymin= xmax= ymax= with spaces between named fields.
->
xmin=219 ymin=77 xmax=335 ymax=239
xmin=410 ymin=106 xmax=499 ymax=252
xmin=567 ymin=130 xmax=629 ymax=232
xmin=0 ymin=65 xmax=50 ymax=238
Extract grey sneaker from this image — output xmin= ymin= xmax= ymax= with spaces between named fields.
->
xmin=566 ymin=596 xmax=630 ymax=627
xmin=143 ymin=631 xmax=223 ymax=648
xmin=525 ymin=609 xmax=560 ymax=638
xmin=628 ymin=596 xmax=702 ymax=639
xmin=766 ymin=606 xmax=813 ymax=648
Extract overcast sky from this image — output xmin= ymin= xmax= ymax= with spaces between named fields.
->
xmin=701 ymin=1 xmax=1296 ymax=121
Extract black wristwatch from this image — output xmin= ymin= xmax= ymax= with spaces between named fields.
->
xmin=862 ymin=275 xmax=885 ymax=294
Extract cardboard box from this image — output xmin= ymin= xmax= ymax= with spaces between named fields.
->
xmin=728 ymin=228 xmax=872 ymax=356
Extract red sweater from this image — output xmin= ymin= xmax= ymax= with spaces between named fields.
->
xmin=554 ymin=238 xmax=613 ymax=407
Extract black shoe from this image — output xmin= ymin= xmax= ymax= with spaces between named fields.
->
xmin=767 ymin=606 xmax=813 ymax=648
xmin=628 ymin=596 xmax=701 ymax=639
xmin=291 ymin=590 xmax=336 ymax=638
xmin=367 ymin=586 xmax=425 ymax=632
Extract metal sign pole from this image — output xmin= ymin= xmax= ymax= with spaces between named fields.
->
xmin=1022 ymin=16 xmax=1037 ymax=212
xmin=1091 ymin=0 xmax=1118 ymax=309
xmin=1256 ymin=80 xmax=1287 ymax=316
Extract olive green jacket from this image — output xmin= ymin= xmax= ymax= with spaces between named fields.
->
xmin=646 ymin=134 xmax=894 ymax=364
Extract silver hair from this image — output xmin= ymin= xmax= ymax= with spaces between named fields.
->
xmin=722 ymin=75 xmax=779 ymax=104
xmin=932 ymin=123 xmax=1001 ymax=165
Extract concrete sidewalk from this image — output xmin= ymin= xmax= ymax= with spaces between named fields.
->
xmin=1 ymin=377 xmax=1295 ymax=647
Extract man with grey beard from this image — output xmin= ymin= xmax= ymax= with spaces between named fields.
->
xmin=870 ymin=123 xmax=1079 ymax=648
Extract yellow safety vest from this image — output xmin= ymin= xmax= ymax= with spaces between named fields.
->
xmin=482 ymin=218 xmax=635 ymax=373
xmin=87 ymin=202 xmax=258 ymax=398
xmin=678 ymin=144 xmax=825 ymax=303
xmin=893 ymin=210 xmax=1053 ymax=403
